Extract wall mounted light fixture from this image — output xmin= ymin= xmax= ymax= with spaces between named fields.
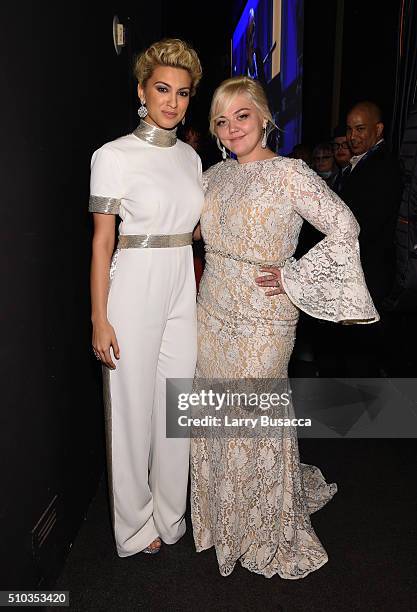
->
xmin=113 ymin=15 xmax=125 ymax=55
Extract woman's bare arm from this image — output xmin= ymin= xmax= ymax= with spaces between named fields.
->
xmin=90 ymin=213 xmax=120 ymax=368
xmin=193 ymin=223 xmax=201 ymax=241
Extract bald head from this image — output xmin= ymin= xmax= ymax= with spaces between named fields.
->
xmin=349 ymin=101 xmax=382 ymax=123
xmin=346 ymin=101 xmax=384 ymax=155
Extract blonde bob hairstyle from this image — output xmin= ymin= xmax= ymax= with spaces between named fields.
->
xmin=209 ymin=76 xmax=276 ymax=136
xmin=134 ymin=38 xmax=202 ymax=96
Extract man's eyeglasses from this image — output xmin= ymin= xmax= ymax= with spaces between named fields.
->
xmin=331 ymin=142 xmax=350 ymax=150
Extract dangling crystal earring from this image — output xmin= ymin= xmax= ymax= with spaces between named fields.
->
xmin=216 ymin=137 xmax=227 ymax=160
xmin=181 ymin=116 xmax=186 ymax=126
xmin=261 ymin=120 xmax=268 ymax=148
xmin=138 ymin=100 xmax=148 ymax=118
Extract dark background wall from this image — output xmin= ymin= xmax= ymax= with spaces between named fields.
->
xmin=0 ymin=0 xmax=163 ymax=588
xmin=0 ymin=0 xmax=403 ymax=589
xmin=339 ymin=0 xmax=401 ymax=135
xmin=302 ymin=0 xmax=401 ymax=144
xmin=302 ymin=0 xmax=338 ymax=143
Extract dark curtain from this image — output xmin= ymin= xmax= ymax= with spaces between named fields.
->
xmin=390 ymin=0 xmax=417 ymax=155
xmin=386 ymin=0 xmax=417 ymax=311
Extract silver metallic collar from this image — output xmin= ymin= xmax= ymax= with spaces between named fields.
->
xmin=133 ymin=119 xmax=177 ymax=147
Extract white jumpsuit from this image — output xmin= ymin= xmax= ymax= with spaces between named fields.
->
xmin=89 ymin=124 xmax=204 ymax=557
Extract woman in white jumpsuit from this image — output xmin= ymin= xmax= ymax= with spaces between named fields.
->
xmin=89 ymin=40 xmax=204 ymax=556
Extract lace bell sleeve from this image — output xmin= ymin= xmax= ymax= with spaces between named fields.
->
xmin=281 ymin=160 xmax=379 ymax=324
xmin=89 ymin=146 xmax=123 ymax=215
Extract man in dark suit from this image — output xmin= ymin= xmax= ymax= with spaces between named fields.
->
xmin=337 ymin=101 xmax=403 ymax=376
xmin=341 ymin=101 xmax=403 ymax=306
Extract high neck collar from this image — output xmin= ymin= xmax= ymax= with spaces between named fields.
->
xmin=133 ymin=119 xmax=177 ymax=147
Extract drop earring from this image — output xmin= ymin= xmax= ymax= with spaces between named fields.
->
xmin=138 ymin=100 xmax=148 ymax=118
xmin=261 ymin=120 xmax=268 ymax=148
xmin=182 ymin=116 xmax=186 ymax=126
xmin=216 ymin=137 xmax=227 ymax=160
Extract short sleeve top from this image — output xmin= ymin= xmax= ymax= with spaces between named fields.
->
xmin=89 ymin=133 xmax=204 ymax=235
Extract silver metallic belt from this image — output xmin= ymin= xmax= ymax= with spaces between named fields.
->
xmin=205 ymin=245 xmax=286 ymax=268
xmin=117 ymin=232 xmax=193 ymax=249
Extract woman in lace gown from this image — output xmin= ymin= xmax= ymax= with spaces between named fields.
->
xmin=190 ymin=77 xmax=379 ymax=579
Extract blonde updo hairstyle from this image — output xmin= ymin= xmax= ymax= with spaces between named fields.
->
xmin=134 ymin=38 xmax=202 ymax=96
xmin=209 ymin=76 xmax=276 ymax=136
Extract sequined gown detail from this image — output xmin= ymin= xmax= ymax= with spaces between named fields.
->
xmin=190 ymin=157 xmax=378 ymax=579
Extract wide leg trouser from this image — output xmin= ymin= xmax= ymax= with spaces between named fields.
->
xmin=104 ymin=246 xmax=197 ymax=557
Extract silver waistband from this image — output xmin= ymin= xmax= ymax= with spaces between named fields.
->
xmin=117 ymin=233 xmax=193 ymax=249
xmin=205 ymin=245 xmax=286 ymax=268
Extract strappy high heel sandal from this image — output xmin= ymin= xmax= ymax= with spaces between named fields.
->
xmin=141 ymin=537 xmax=161 ymax=555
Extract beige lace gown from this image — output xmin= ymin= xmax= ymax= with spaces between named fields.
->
xmin=190 ymin=157 xmax=378 ymax=579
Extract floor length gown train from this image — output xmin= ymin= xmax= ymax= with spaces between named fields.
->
xmin=190 ymin=157 xmax=378 ymax=579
